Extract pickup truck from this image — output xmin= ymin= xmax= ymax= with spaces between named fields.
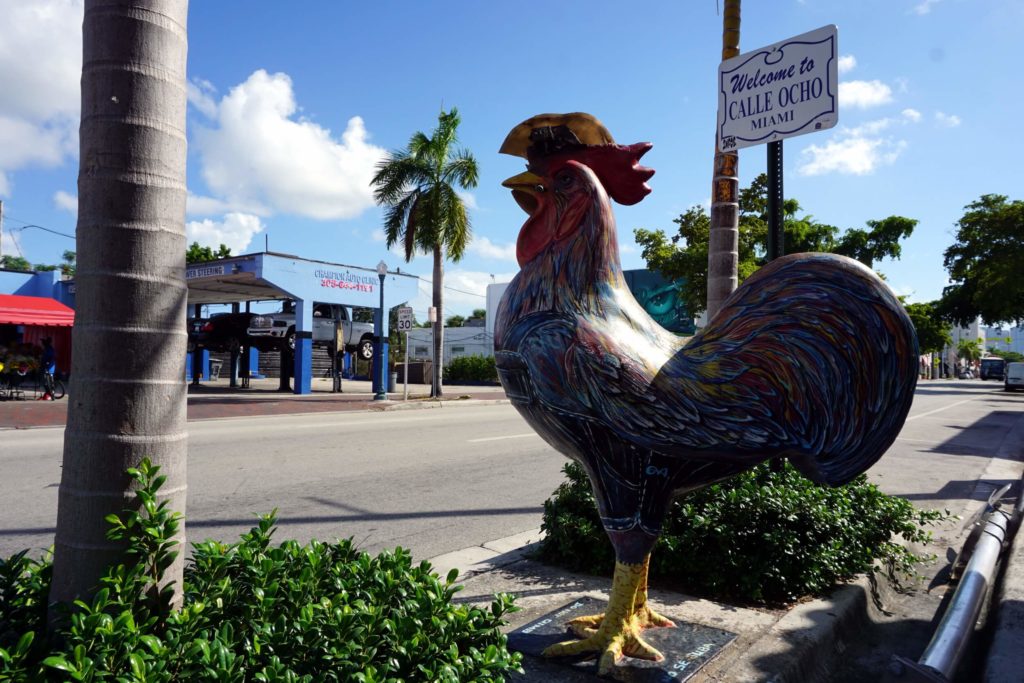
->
xmin=188 ymin=312 xmax=282 ymax=354
xmin=247 ymin=302 xmax=376 ymax=359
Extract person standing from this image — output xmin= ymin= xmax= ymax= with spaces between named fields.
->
xmin=41 ymin=337 xmax=57 ymax=375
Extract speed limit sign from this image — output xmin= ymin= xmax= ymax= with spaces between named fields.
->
xmin=397 ymin=306 xmax=414 ymax=331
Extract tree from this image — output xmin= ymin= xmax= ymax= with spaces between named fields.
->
xmin=706 ymin=0 xmax=742 ymax=320
xmin=905 ymin=302 xmax=952 ymax=354
xmin=472 ymin=308 xmax=486 ymax=319
xmin=371 ymin=108 xmax=479 ymax=398
xmin=352 ymin=307 xmax=374 ymax=323
xmin=0 ymin=254 xmax=32 ymax=271
xmin=957 ymin=338 xmax=982 ymax=364
xmin=186 ymin=241 xmax=231 ymax=264
xmin=50 ymin=0 xmax=190 ymax=615
xmin=989 ymin=349 xmax=1024 ymax=363
xmin=939 ymin=194 xmax=1024 ymax=326
xmin=446 ymin=314 xmax=466 ymax=327
xmin=635 ymin=173 xmax=917 ymax=319
xmin=60 ymin=250 xmax=77 ymax=277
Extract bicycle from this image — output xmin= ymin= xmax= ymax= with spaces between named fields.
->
xmin=41 ymin=370 xmax=66 ymax=400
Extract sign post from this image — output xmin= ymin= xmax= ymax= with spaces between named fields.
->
xmin=397 ymin=306 xmax=413 ymax=400
xmin=718 ymin=25 xmax=839 ymax=263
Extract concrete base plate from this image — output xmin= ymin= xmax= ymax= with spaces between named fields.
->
xmin=508 ymin=596 xmax=737 ymax=681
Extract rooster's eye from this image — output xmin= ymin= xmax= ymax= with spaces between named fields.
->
xmin=535 ymin=184 xmax=546 ymax=193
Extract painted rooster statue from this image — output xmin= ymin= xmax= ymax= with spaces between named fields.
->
xmin=494 ymin=113 xmax=918 ymax=674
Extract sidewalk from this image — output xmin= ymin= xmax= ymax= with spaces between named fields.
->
xmin=5 ymin=379 xmax=1021 ymax=681
xmin=0 ymin=377 xmax=508 ymax=429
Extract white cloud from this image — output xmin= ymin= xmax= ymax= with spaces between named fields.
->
xmin=469 ymin=236 xmax=516 ymax=262
xmin=186 ymin=192 xmax=269 ymax=218
xmin=1 ymin=230 xmax=17 ymax=257
xmin=913 ymin=0 xmax=940 ymax=15
xmin=798 ymin=112 xmax=920 ymax=176
xmin=457 ymin=191 xmax=478 ymax=210
xmin=186 ymin=78 xmax=218 ymax=119
xmin=846 ymin=118 xmax=894 ymax=137
xmin=838 ymin=55 xmax=857 ymax=74
xmin=0 ymin=0 xmax=82 ymax=195
xmin=409 ymin=269 xmax=518 ymax=318
xmin=935 ymin=111 xmax=961 ymax=127
xmin=186 ymin=212 xmax=266 ymax=253
xmin=53 ymin=190 xmax=77 ymax=214
xmin=371 ymin=229 xmax=386 ymax=242
xmin=192 ymin=70 xmax=387 ymax=220
xmin=839 ymin=80 xmax=893 ymax=109
xmin=901 ymin=108 xmax=922 ymax=123
xmin=799 ymin=137 xmax=907 ymax=176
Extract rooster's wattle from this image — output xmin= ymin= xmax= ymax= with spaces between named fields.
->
xmin=494 ymin=113 xmax=918 ymax=674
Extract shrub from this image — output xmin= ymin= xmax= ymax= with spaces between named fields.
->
xmin=442 ymin=355 xmax=498 ymax=384
xmin=539 ymin=460 xmax=947 ymax=604
xmin=0 ymin=460 xmax=522 ymax=682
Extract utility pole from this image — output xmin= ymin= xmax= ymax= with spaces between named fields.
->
xmin=706 ymin=0 xmax=741 ymax=322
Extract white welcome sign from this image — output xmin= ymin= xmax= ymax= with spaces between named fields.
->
xmin=717 ymin=25 xmax=839 ymax=152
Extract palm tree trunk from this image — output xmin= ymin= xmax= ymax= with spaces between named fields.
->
xmin=50 ymin=0 xmax=190 ymax=612
xmin=706 ymin=0 xmax=741 ymax=321
xmin=432 ymin=244 xmax=444 ymax=398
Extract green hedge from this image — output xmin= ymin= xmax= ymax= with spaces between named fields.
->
xmin=442 ymin=355 xmax=498 ymax=384
xmin=0 ymin=461 xmax=522 ymax=682
xmin=539 ymin=461 xmax=946 ymax=604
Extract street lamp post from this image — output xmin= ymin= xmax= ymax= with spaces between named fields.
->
xmin=374 ymin=260 xmax=388 ymax=401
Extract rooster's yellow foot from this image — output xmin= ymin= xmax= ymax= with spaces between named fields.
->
xmin=543 ymin=624 xmax=664 ymax=675
xmin=566 ymin=605 xmax=675 ymax=637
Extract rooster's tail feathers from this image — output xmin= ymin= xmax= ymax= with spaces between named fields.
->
xmin=691 ymin=253 xmax=918 ymax=486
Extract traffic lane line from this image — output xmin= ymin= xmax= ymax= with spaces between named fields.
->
xmin=906 ymin=398 xmax=981 ymax=422
xmin=468 ymin=433 xmax=541 ymax=443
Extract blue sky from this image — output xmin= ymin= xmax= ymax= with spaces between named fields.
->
xmin=1 ymin=0 xmax=1021 ymax=320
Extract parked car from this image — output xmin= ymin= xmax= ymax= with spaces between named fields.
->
xmin=980 ymin=356 xmax=1006 ymax=381
xmin=1006 ymin=362 xmax=1024 ymax=392
xmin=189 ymin=312 xmax=281 ymax=354
xmin=247 ymin=302 xmax=376 ymax=360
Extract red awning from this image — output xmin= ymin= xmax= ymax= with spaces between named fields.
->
xmin=0 ymin=294 xmax=75 ymax=327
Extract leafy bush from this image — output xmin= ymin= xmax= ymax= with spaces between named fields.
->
xmin=442 ymin=355 xmax=498 ymax=384
xmin=1 ymin=460 xmax=521 ymax=682
xmin=539 ymin=461 xmax=946 ymax=604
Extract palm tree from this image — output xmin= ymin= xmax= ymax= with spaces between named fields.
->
xmin=706 ymin=0 xmax=742 ymax=321
xmin=371 ymin=108 xmax=479 ymax=398
xmin=49 ymin=0 xmax=190 ymax=613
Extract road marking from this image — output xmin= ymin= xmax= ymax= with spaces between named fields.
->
xmin=905 ymin=398 xmax=977 ymax=422
xmin=467 ymin=433 xmax=540 ymax=443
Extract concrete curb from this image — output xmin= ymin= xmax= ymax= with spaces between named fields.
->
xmin=428 ymin=527 xmax=901 ymax=682
xmin=981 ymin=415 xmax=1024 ymax=681
xmin=374 ymin=398 xmax=509 ymax=411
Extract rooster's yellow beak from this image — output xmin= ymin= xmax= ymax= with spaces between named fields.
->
xmin=502 ymin=171 xmax=544 ymax=215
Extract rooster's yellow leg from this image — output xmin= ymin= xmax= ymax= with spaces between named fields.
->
xmin=543 ymin=559 xmax=665 ymax=674
xmin=567 ymin=555 xmax=675 ymax=636
xmin=633 ymin=555 xmax=675 ymax=629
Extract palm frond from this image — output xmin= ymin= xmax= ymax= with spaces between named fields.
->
xmin=441 ymin=149 xmax=479 ymax=189
xmin=382 ymin=190 xmax=419 ymax=255
xmin=434 ymin=108 xmax=461 ymax=153
xmin=408 ymin=132 xmax=433 ymax=160
xmin=439 ymin=184 xmax=471 ymax=262
xmin=404 ymin=193 xmax=425 ymax=261
xmin=372 ymin=154 xmax=432 ymax=206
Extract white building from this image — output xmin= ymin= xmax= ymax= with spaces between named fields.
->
xmin=406 ymin=326 xmax=494 ymax=364
xmin=982 ymin=324 xmax=1024 ymax=356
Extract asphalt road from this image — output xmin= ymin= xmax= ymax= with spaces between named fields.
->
xmin=2 ymin=380 xmax=1022 ymax=567
xmin=1 ymin=405 xmax=566 ymax=560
